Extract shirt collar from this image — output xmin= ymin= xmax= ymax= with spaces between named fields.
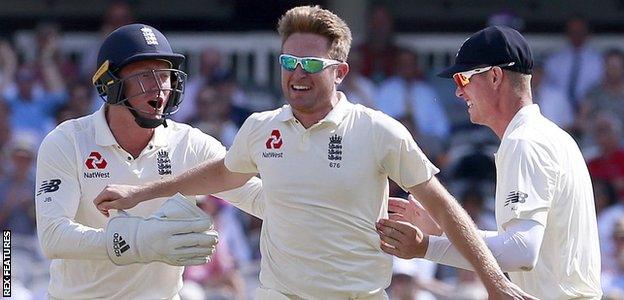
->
xmin=151 ymin=122 xmax=168 ymax=147
xmin=94 ymin=105 xmax=117 ymax=147
xmin=94 ymin=105 xmax=169 ymax=147
xmin=501 ymin=104 xmax=541 ymax=141
xmin=276 ymin=92 xmax=353 ymax=126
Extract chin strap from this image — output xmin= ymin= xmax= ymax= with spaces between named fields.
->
xmin=122 ymin=101 xmax=168 ymax=128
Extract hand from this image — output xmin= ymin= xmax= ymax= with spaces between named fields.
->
xmin=389 ymin=195 xmax=443 ymax=236
xmin=105 ymin=193 xmax=219 ymax=266
xmin=106 ymin=212 xmax=218 ymax=266
xmin=94 ymin=184 xmax=144 ymax=217
xmin=376 ymin=218 xmax=428 ymax=259
xmin=39 ymin=35 xmax=58 ymax=61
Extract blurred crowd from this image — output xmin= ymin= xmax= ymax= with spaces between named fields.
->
xmin=2 ymin=2 xmax=624 ymax=300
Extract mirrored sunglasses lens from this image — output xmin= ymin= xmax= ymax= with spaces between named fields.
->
xmin=301 ymin=59 xmax=324 ymax=73
xmin=280 ymin=56 xmax=298 ymax=71
xmin=453 ymin=73 xmax=469 ymax=87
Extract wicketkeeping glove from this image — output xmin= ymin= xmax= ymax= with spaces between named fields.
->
xmin=105 ymin=193 xmax=218 ymax=266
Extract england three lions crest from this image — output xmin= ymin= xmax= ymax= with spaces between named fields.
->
xmin=157 ymin=150 xmax=172 ymax=175
xmin=328 ymin=134 xmax=342 ymax=161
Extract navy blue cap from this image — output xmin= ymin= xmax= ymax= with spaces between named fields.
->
xmin=438 ymin=26 xmax=533 ymax=78
xmin=96 ymin=23 xmax=185 ymax=73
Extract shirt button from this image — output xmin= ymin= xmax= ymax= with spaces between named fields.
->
xmin=127 ymin=157 xmax=132 ymax=161
xmin=148 ymin=145 xmax=153 ymax=150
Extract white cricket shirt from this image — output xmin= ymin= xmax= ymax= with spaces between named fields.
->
xmin=224 ymin=92 xmax=439 ymax=299
xmin=35 ymin=106 xmax=262 ymax=299
xmin=495 ymin=104 xmax=601 ymax=299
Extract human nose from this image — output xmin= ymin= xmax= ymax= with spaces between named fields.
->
xmin=291 ymin=63 xmax=308 ymax=76
xmin=455 ymin=86 xmax=464 ymax=99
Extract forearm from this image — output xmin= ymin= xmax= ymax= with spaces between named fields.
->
xmin=410 ymin=178 xmax=508 ymax=293
xmin=437 ymin=201 xmax=507 ymax=292
xmin=38 ymin=216 xmax=108 ymax=260
xmin=140 ymin=158 xmax=253 ymax=203
xmin=425 ymin=220 xmax=544 ymax=272
xmin=40 ymin=56 xmax=65 ymax=92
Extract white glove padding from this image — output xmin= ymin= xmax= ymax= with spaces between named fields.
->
xmin=153 ymin=193 xmax=209 ymax=221
xmin=105 ymin=193 xmax=218 ymax=266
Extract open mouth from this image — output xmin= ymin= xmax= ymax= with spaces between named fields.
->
xmin=147 ymin=99 xmax=164 ymax=109
xmin=291 ymin=84 xmax=311 ymax=91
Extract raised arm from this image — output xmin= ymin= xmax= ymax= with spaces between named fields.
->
xmin=380 ymin=176 xmax=534 ymax=299
xmin=94 ymin=157 xmax=255 ymax=215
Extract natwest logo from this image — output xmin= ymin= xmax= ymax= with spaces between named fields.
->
xmin=265 ymin=129 xmax=283 ymax=149
xmin=85 ymin=152 xmax=108 ymax=169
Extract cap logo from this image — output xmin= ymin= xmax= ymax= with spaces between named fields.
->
xmin=140 ymin=27 xmax=158 ymax=46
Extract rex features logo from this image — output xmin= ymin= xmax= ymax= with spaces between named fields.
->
xmin=84 ymin=151 xmax=111 ymax=179
xmin=263 ymin=129 xmax=284 ymax=158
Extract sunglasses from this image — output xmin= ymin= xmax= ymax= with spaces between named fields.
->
xmin=453 ymin=62 xmax=516 ymax=88
xmin=279 ymin=54 xmax=342 ymax=74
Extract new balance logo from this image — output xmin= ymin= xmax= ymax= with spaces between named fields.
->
xmin=112 ymin=233 xmax=130 ymax=257
xmin=504 ymin=191 xmax=528 ymax=206
xmin=37 ymin=179 xmax=61 ymax=196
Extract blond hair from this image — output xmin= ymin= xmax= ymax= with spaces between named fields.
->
xmin=277 ymin=5 xmax=352 ymax=62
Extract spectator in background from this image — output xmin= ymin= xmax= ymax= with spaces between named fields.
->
xmin=388 ymin=257 xmax=437 ymax=300
xmin=586 ymin=112 xmax=624 ymax=194
xmin=580 ymin=49 xmax=624 ymax=137
xmin=80 ymin=0 xmax=135 ymax=77
xmin=376 ymin=48 xmax=450 ymax=162
xmin=602 ymin=217 xmax=624 ymax=297
xmin=4 ymin=64 xmax=66 ymax=140
xmin=355 ymin=5 xmax=403 ymax=83
xmin=0 ymin=101 xmax=12 ymax=177
xmin=459 ymin=186 xmax=496 ymax=231
xmin=176 ymin=47 xmax=229 ymax=123
xmin=213 ymin=73 xmax=253 ymax=128
xmin=593 ymin=179 xmax=618 ymax=218
xmin=34 ymin=22 xmax=79 ymax=82
xmin=54 ymin=80 xmax=96 ymax=125
xmin=188 ymin=86 xmax=238 ymax=148
xmin=0 ymin=40 xmax=17 ymax=94
xmin=586 ymin=113 xmax=624 ymax=271
xmin=531 ymin=62 xmax=574 ymax=131
xmin=341 ymin=49 xmax=377 ymax=109
xmin=544 ymin=16 xmax=603 ymax=114
xmin=183 ymin=196 xmax=247 ymax=300
xmin=0 ymin=132 xmax=37 ymax=237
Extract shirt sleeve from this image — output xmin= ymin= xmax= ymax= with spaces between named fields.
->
xmin=373 ymin=112 xmax=439 ymax=190
xmin=214 ymin=177 xmax=265 ymax=219
xmin=496 ymin=139 xmax=557 ymax=228
xmin=35 ymin=129 xmax=108 ymax=260
xmin=424 ymin=218 xmax=545 ymax=272
xmin=224 ymin=114 xmax=259 ymax=174
xmin=190 ymin=128 xmax=265 ymax=218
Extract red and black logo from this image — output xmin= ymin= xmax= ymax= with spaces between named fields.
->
xmin=85 ymin=152 xmax=108 ymax=169
xmin=265 ymin=129 xmax=283 ymax=149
